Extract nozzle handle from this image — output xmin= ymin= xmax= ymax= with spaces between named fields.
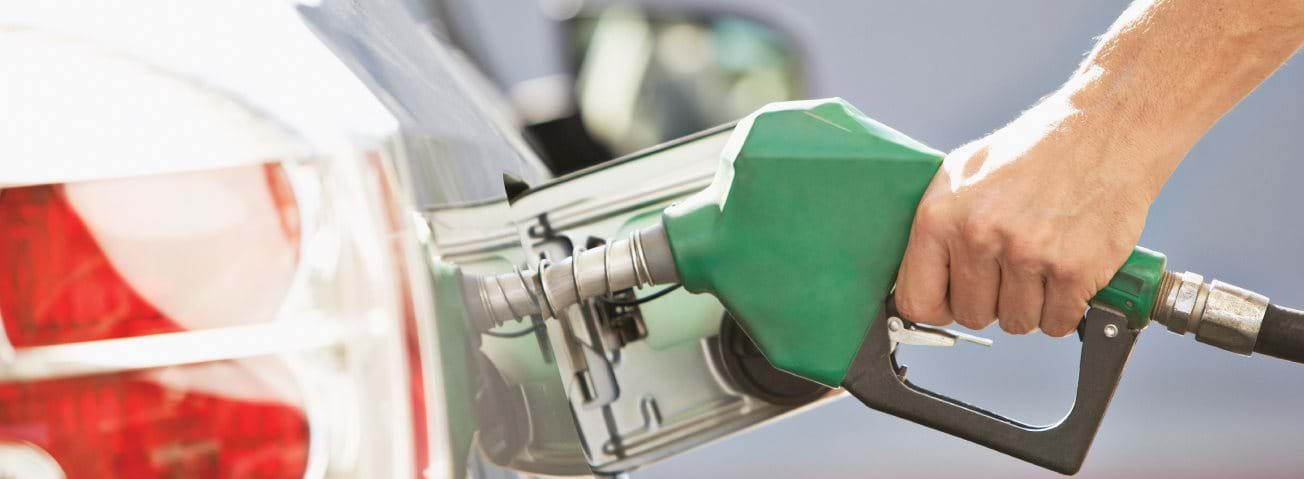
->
xmin=843 ymin=304 xmax=1138 ymax=475
xmin=1255 ymin=303 xmax=1304 ymax=364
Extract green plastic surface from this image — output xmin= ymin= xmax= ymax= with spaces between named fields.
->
xmin=1090 ymin=246 xmax=1166 ymax=329
xmin=662 ymin=98 xmax=944 ymax=387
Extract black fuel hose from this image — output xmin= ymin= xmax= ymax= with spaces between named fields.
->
xmin=1254 ymin=303 xmax=1304 ymax=364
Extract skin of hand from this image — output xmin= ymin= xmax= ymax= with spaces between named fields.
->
xmin=895 ymin=0 xmax=1304 ymax=336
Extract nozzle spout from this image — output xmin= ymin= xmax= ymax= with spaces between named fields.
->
xmin=464 ymin=223 xmax=679 ymax=332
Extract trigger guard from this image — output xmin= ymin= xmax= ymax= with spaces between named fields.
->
xmin=843 ymin=305 xmax=1139 ymax=475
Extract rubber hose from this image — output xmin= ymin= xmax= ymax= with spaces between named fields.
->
xmin=1254 ymin=303 xmax=1304 ymax=364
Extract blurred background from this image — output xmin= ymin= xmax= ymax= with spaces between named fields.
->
xmin=436 ymin=0 xmax=1304 ymax=477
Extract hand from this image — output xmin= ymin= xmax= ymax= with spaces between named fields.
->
xmin=894 ymin=94 xmax=1169 ymax=336
xmin=892 ymin=0 xmax=1303 ymax=336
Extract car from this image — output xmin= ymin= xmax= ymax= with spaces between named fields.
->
xmin=0 ymin=0 xmax=822 ymax=477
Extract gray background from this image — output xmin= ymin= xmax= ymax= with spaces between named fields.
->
xmin=474 ymin=1 xmax=1304 ymax=477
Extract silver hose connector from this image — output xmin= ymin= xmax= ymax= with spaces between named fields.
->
xmin=1151 ymin=271 xmax=1269 ymax=355
xmin=465 ymin=223 xmax=681 ymax=331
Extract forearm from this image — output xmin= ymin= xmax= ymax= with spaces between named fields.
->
xmin=1059 ymin=0 xmax=1304 ymax=196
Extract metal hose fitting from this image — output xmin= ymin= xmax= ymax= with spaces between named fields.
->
xmin=1151 ymin=271 xmax=1269 ymax=355
xmin=465 ymin=224 xmax=681 ymax=331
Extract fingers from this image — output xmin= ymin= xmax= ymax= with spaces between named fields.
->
xmin=949 ymin=243 xmax=1000 ymax=330
xmin=895 ymin=229 xmax=953 ymax=325
xmin=899 ymin=215 xmax=1092 ymax=336
xmin=1041 ymin=274 xmax=1091 ymax=337
xmin=996 ymin=263 xmax=1045 ymax=335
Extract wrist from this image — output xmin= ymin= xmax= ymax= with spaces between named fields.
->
xmin=1051 ymin=72 xmax=1188 ymax=199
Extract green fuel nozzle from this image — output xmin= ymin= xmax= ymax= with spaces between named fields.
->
xmin=461 ymin=98 xmax=1304 ymax=474
xmin=465 ymin=99 xmax=1165 ymax=383
xmin=466 ymin=98 xmax=952 ymax=383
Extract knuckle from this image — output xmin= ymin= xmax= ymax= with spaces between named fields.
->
xmin=996 ymin=221 xmax=1059 ymax=274
xmin=1047 ymin=259 xmax=1089 ymax=284
xmin=914 ymin=202 xmax=950 ymax=234
xmin=959 ymin=215 xmax=994 ymax=243
xmin=1003 ymin=241 xmax=1050 ymax=272
xmin=960 ymin=215 xmax=1003 ymax=254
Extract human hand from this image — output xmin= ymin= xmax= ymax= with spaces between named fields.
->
xmin=891 ymin=0 xmax=1304 ymax=336
xmin=893 ymin=93 xmax=1173 ymax=336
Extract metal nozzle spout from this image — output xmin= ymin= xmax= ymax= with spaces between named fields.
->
xmin=463 ymin=223 xmax=680 ymax=332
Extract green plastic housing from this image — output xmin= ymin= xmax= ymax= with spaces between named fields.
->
xmin=662 ymin=98 xmax=1167 ymax=387
xmin=662 ymin=98 xmax=944 ymax=387
xmin=1091 ymin=246 xmax=1166 ymax=329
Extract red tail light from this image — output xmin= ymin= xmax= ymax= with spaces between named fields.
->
xmin=0 ymin=165 xmax=300 ymax=347
xmin=0 ymin=164 xmax=309 ymax=478
xmin=0 ymin=184 xmax=181 ymax=346
xmin=0 ymin=158 xmax=436 ymax=478
xmin=0 ymin=364 xmax=308 ymax=477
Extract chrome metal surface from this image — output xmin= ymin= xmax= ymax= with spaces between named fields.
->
xmin=538 ymin=258 xmax=562 ymax=318
xmin=1196 ymin=281 xmax=1269 ymax=355
xmin=547 ymin=265 xmax=620 ymax=410
xmin=470 ymin=226 xmax=676 ymax=330
xmin=1160 ymin=271 xmax=1208 ymax=336
xmin=1153 ymin=271 xmax=1270 ymax=356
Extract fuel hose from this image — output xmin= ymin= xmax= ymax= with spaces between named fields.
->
xmin=1254 ymin=303 xmax=1304 ymax=364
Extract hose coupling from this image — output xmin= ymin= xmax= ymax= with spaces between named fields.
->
xmin=1151 ymin=271 xmax=1269 ymax=355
